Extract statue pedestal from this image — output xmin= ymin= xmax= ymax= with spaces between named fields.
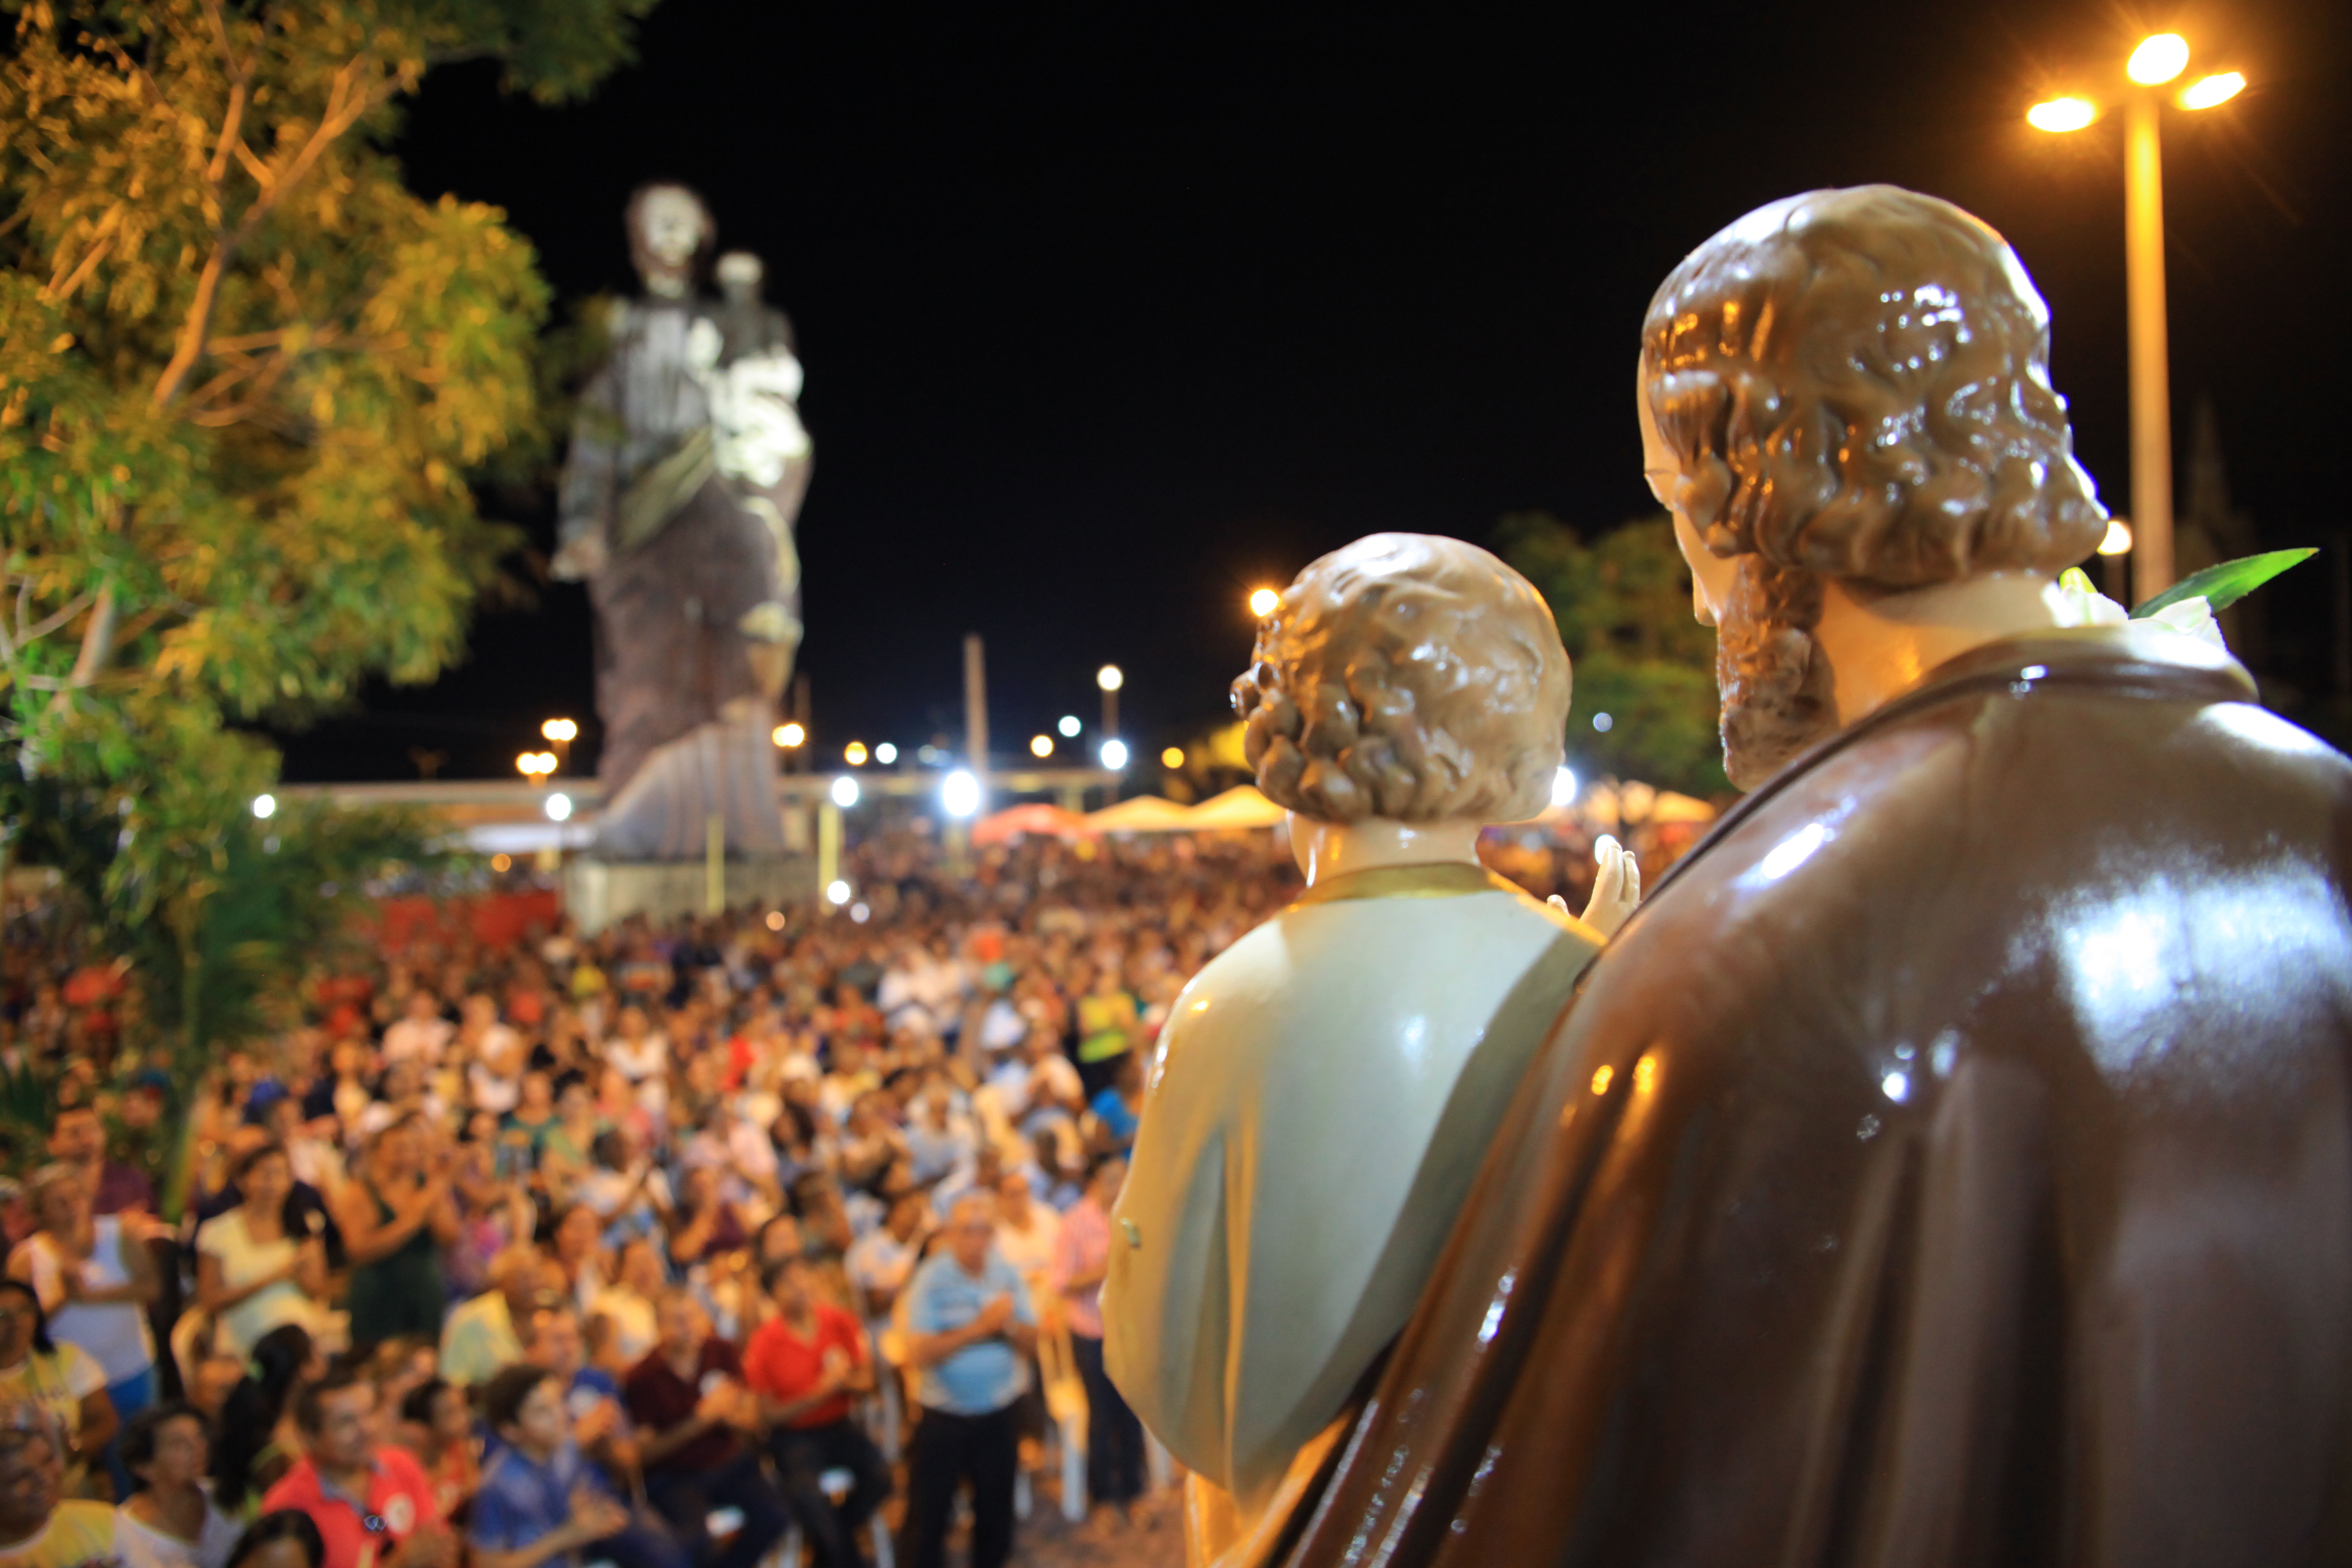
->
xmin=562 ymin=854 xmax=815 ymax=934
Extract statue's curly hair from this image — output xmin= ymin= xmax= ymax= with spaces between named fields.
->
xmin=1231 ymin=534 xmax=1570 ymax=825
xmin=1640 ymin=186 xmax=2107 ymax=786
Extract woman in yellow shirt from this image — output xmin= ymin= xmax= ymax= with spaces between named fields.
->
xmin=0 ymin=1283 xmax=113 ymax=1499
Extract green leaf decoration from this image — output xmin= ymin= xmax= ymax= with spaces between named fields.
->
xmin=2133 ymin=549 xmax=2317 ymax=620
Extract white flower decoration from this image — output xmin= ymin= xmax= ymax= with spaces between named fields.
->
xmin=2046 ymin=568 xmax=2228 ymax=652
xmin=2144 ymin=594 xmax=2226 ymax=650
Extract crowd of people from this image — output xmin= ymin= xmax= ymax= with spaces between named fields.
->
xmin=0 ymin=828 xmax=1305 ymax=1568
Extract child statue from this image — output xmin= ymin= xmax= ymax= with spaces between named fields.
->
xmin=1102 ymin=533 xmax=1633 ymax=1561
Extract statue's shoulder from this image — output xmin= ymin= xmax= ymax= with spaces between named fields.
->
xmin=1156 ymin=882 xmax=1595 ymax=1083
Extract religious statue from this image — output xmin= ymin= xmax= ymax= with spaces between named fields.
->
xmin=555 ymin=183 xmax=813 ymax=859
xmin=1101 ymin=534 xmax=1639 ymax=1565
xmin=1242 ymin=186 xmax=2352 ymax=1567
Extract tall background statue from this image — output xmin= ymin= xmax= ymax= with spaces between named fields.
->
xmin=554 ymin=183 xmax=812 ymax=859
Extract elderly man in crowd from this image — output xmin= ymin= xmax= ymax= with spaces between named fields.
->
xmin=0 ymin=1398 xmax=117 ymax=1568
xmin=898 ymin=1191 xmax=1036 ymax=1568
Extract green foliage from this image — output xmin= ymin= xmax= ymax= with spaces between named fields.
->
xmin=1495 ymin=511 xmax=1728 ymax=798
xmin=0 ymin=1057 xmax=57 ymax=1175
xmin=8 ymin=771 xmax=443 ymax=1206
xmin=2134 ymin=548 xmax=2316 ymax=619
xmin=0 ymin=0 xmax=647 ymax=1025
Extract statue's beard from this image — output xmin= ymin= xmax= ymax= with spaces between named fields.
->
xmin=1716 ymin=557 xmax=1839 ymax=791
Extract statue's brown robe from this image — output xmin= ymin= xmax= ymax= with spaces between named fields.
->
xmin=1266 ymin=624 xmax=2352 ymax=1568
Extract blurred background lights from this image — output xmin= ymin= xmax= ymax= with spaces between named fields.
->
xmin=942 ymin=769 xmax=981 ymax=817
xmin=252 ymin=793 xmax=276 ymax=819
xmin=1101 ymin=739 xmax=1129 ymax=770
xmin=544 ymin=792 xmax=572 ymax=822
xmin=540 ymin=717 xmax=577 ymax=743
xmin=1552 ymin=767 xmax=1578 ymax=809
xmin=1057 ymin=715 xmax=1081 ymax=738
xmin=830 ymin=775 xmax=860 ymax=807
xmin=874 ymin=743 xmax=897 ymax=764
xmin=850 ymin=902 xmax=871 ymax=924
xmin=773 ymin=722 xmax=805 ymax=748
xmin=1592 ymin=712 xmax=1614 ymax=732
xmin=764 ymin=910 xmax=785 ymax=931
xmin=2099 ymin=520 xmax=2135 ymax=556
xmin=1248 ymin=587 xmax=1280 ymax=617
xmin=2126 ymin=32 xmax=2189 ymax=85
xmin=1030 ymin=734 xmax=1054 ymax=758
xmin=2180 ymin=71 xmax=2244 ymax=109
xmin=825 ymin=879 xmax=852 ymax=905
xmin=2026 ymin=95 xmax=2099 ymax=132
xmin=1161 ymin=746 xmax=1185 ymax=768
xmin=1096 ymin=664 xmax=1123 ymax=692
xmin=843 ymin=740 xmax=869 ymax=766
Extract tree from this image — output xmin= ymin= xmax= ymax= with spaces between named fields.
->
xmin=1495 ymin=511 xmax=1728 ymax=798
xmin=0 ymin=0 xmax=650 ymax=1118
xmin=2 ymin=776 xmax=442 ymax=1205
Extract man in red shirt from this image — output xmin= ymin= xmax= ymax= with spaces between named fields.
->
xmin=263 ymin=1367 xmax=454 ymax=1568
xmin=622 ymin=1291 xmax=789 ymax=1568
xmin=743 ymin=1257 xmax=890 ymax=1568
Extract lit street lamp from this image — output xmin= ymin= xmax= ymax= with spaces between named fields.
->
xmin=2029 ymin=33 xmax=2248 ymax=601
xmin=539 ymin=716 xmax=576 ymax=774
xmin=1248 ymin=587 xmax=1280 ymax=618
xmin=772 ymin=721 xmax=806 ymax=750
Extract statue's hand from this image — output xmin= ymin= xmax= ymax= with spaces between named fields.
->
xmin=551 ymin=532 xmax=609 ymax=581
xmin=1578 ymin=834 xmax=1643 ymax=938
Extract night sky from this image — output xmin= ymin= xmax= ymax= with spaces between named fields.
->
xmin=274 ymin=0 xmax=2352 ymax=784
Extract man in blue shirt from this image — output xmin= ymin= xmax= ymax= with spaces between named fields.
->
xmin=472 ymin=1364 xmax=686 ymax=1568
xmin=898 ymin=1192 xmax=1036 ymax=1568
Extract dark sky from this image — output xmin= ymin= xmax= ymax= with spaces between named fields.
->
xmin=275 ymin=0 xmax=2351 ymax=783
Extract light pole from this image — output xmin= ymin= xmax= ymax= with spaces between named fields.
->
xmin=2029 ymin=35 xmax=2246 ymax=603
xmin=1096 ymin=664 xmax=1122 ymax=749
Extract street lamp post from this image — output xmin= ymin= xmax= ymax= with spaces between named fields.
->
xmin=2029 ymin=34 xmax=2246 ymax=603
xmin=2123 ymin=87 xmax=2173 ymax=599
xmin=1096 ymin=664 xmax=1122 ymax=748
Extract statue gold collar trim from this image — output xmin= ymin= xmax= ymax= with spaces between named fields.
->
xmin=1290 ymin=861 xmax=1523 ymax=907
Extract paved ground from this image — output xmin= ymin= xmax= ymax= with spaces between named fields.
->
xmin=876 ymin=1478 xmax=1185 ymax=1568
xmin=1008 ymin=1485 xmax=1185 ymax=1568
